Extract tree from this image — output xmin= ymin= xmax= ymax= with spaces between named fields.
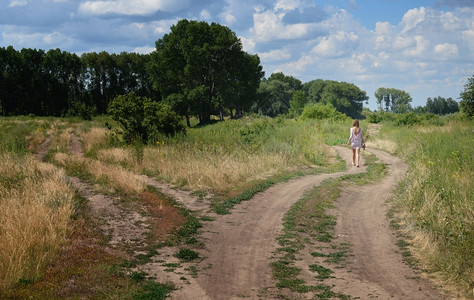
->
xmin=149 ymin=19 xmax=262 ymax=125
xmin=301 ymin=79 xmax=367 ymax=118
xmin=288 ymin=90 xmax=307 ymax=117
xmin=0 ymin=46 xmax=23 ymax=115
xmin=375 ymin=87 xmax=412 ymax=113
xmin=320 ymin=81 xmax=368 ymax=118
xmin=303 ymin=79 xmax=326 ymax=104
xmin=254 ymin=72 xmax=301 ymax=117
xmin=425 ymin=96 xmax=459 ymax=115
xmin=108 ymin=92 xmax=185 ymax=144
xmin=222 ymin=52 xmax=264 ymax=119
xmin=460 ymin=74 xmax=474 ymax=117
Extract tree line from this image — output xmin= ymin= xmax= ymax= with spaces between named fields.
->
xmin=0 ymin=47 xmax=153 ymax=117
xmin=0 ymin=19 xmax=370 ymax=123
xmin=375 ymin=87 xmax=460 ymax=115
xmin=2 ymin=18 xmax=470 ymax=130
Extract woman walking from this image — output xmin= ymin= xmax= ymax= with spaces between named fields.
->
xmin=347 ymin=119 xmax=364 ymax=167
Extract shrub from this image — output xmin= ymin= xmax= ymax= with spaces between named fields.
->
xmin=367 ymin=113 xmax=383 ymax=123
xmin=300 ymin=103 xmax=349 ymax=121
xmin=394 ymin=112 xmax=420 ymax=126
xmin=107 ymin=92 xmax=185 ymax=144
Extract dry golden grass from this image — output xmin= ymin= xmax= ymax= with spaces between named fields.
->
xmin=397 ymin=160 xmax=474 ymax=298
xmin=26 ymin=128 xmax=47 ymax=153
xmin=0 ymin=153 xmax=75 ymax=289
xmin=80 ymin=127 xmax=108 ymax=154
xmin=46 ymin=127 xmax=74 ymax=154
xmin=53 ymin=152 xmax=146 ymax=194
xmin=141 ymin=146 xmax=301 ymax=192
xmin=97 ymin=148 xmax=134 ymax=165
xmin=366 ymin=139 xmax=398 ymax=154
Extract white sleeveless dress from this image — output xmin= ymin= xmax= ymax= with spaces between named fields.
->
xmin=350 ymin=127 xmax=363 ymax=149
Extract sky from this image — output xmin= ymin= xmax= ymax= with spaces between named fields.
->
xmin=1 ymin=0 xmax=473 ymax=110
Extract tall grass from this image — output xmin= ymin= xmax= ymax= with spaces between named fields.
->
xmin=376 ymin=120 xmax=473 ymax=296
xmin=66 ymin=117 xmax=343 ymax=194
xmin=0 ymin=118 xmax=77 ymax=290
xmin=0 ymin=152 xmax=75 ymax=289
xmin=138 ymin=117 xmax=333 ymax=192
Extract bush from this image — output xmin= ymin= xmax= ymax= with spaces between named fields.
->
xmin=300 ymin=103 xmax=349 ymax=121
xmin=394 ymin=112 xmax=420 ymax=126
xmin=367 ymin=113 xmax=383 ymax=123
xmin=107 ymin=92 xmax=185 ymax=144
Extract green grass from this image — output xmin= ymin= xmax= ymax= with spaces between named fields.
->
xmin=378 ymin=119 xmax=473 ymax=296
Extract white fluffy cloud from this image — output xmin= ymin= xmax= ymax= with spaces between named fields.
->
xmin=434 ymin=43 xmax=459 ymax=59
xmin=8 ymin=0 xmax=27 ymax=7
xmin=78 ymin=0 xmax=189 ymax=16
xmin=251 ymin=9 xmax=317 ymax=42
xmin=311 ymin=31 xmax=359 ymax=57
xmin=259 ymin=48 xmax=292 ymax=62
xmin=274 ymin=0 xmax=301 ymax=11
xmin=401 ymin=7 xmax=426 ymax=34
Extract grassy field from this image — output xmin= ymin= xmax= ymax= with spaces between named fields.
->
xmin=374 ymin=119 xmax=474 ymax=297
xmin=0 ymin=118 xmax=75 ymax=290
xmin=0 ymin=114 xmax=472 ymax=298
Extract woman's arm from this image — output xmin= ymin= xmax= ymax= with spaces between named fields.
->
xmin=347 ymin=128 xmax=352 ymax=145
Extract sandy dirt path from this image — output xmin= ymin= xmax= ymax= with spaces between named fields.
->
xmin=323 ymin=148 xmax=445 ymax=299
xmin=172 ymin=146 xmax=366 ymax=299
xmin=171 ymin=146 xmax=444 ymax=299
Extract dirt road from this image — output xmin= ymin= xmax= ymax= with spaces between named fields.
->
xmin=325 ymin=148 xmax=444 ymax=299
xmin=37 ymin=133 xmax=444 ymax=299
xmin=171 ymin=146 xmax=444 ymax=299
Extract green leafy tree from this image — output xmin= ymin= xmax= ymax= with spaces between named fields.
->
xmin=108 ymin=92 xmax=185 ymax=144
xmin=301 ymin=79 xmax=367 ymax=118
xmin=303 ymin=79 xmax=326 ymax=104
xmin=149 ymin=19 xmax=261 ymax=125
xmin=375 ymin=87 xmax=413 ymax=113
xmin=254 ymin=72 xmax=301 ymax=117
xmin=288 ymin=90 xmax=307 ymax=117
xmin=425 ymin=96 xmax=459 ymax=115
xmin=320 ymin=81 xmax=368 ymax=118
xmin=222 ymin=52 xmax=264 ymax=119
xmin=460 ymin=74 xmax=474 ymax=117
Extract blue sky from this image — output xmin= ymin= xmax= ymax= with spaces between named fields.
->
xmin=1 ymin=0 xmax=473 ymax=110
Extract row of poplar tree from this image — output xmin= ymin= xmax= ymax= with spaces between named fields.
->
xmin=0 ymin=19 xmax=264 ymax=121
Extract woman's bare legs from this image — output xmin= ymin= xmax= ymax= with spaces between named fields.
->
xmin=355 ymin=148 xmax=360 ymax=167
xmin=352 ymin=148 xmax=356 ymax=166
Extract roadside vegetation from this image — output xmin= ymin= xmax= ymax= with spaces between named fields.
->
xmin=2 ymin=15 xmax=472 ymax=298
xmin=371 ymin=115 xmax=473 ymax=297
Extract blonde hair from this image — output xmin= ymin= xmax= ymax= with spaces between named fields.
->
xmin=352 ymin=119 xmax=359 ymax=127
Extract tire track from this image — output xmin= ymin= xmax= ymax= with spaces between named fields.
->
xmin=172 ymin=146 xmax=366 ymax=299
